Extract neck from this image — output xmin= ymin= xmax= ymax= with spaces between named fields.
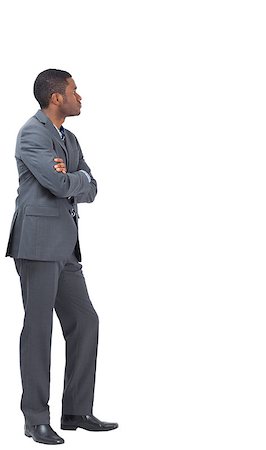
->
xmin=42 ymin=108 xmax=65 ymax=129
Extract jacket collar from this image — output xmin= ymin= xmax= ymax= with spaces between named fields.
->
xmin=35 ymin=109 xmax=49 ymax=124
xmin=34 ymin=109 xmax=67 ymax=152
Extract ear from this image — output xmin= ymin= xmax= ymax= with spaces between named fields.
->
xmin=50 ymin=92 xmax=64 ymax=106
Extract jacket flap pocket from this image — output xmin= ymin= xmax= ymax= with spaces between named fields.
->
xmin=25 ymin=205 xmax=59 ymax=217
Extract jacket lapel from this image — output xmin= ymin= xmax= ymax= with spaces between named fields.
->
xmin=34 ymin=110 xmax=69 ymax=167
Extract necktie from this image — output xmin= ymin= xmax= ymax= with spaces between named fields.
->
xmin=59 ymin=126 xmax=65 ymax=141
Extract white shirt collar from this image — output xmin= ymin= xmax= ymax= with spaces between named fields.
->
xmin=53 ymin=124 xmax=63 ymax=139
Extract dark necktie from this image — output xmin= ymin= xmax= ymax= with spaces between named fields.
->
xmin=59 ymin=125 xmax=65 ymax=141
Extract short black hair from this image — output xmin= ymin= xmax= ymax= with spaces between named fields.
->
xmin=33 ymin=69 xmax=72 ymax=109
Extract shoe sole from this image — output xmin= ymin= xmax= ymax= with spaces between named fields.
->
xmin=61 ymin=424 xmax=118 ymax=432
xmin=25 ymin=431 xmax=64 ymax=444
xmin=61 ymin=425 xmax=78 ymax=431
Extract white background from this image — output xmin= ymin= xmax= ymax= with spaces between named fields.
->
xmin=0 ymin=0 xmax=266 ymax=448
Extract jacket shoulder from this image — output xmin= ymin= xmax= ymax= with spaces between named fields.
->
xmin=17 ymin=114 xmax=44 ymax=138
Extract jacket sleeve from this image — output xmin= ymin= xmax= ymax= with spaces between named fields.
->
xmin=75 ymin=139 xmax=98 ymax=204
xmin=18 ymin=127 xmax=91 ymax=198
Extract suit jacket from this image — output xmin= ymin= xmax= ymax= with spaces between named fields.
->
xmin=5 ymin=110 xmax=97 ymax=261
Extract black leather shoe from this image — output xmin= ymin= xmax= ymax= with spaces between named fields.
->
xmin=61 ymin=414 xmax=118 ymax=432
xmin=25 ymin=424 xmax=64 ymax=444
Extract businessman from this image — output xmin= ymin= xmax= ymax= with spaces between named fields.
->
xmin=6 ymin=69 xmax=118 ymax=445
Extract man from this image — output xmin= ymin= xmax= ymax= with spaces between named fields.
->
xmin=5 ymin=69 xmax=118 ymax=445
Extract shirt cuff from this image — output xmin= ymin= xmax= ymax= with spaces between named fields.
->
xmin=79 ymin=170 xmax=91 ymax=183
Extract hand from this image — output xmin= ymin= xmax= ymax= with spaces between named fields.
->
xmin=54 ymin=158 xmax=67 ymax=174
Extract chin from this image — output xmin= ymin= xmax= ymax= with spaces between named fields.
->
xmin=68 ymin=111 xmax=81 ymax=117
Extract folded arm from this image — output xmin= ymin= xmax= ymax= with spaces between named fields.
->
xmin=75 ymin=138 xmax=97 ymax=203
xmin=18 ymin=127 xmax=92 ymax=198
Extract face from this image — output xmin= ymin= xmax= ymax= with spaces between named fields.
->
xmin=59 ymin=78 xmax=82 ymax=117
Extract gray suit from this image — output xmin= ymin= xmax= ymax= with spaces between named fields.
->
xmin=6 ymin=109 xmax=97 ymax=261
xmin=6 ymin=110 xmax=99 ymax=426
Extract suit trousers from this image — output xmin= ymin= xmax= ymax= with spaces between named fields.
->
xmin=14 ymin=250 xmax=99 ymax=426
